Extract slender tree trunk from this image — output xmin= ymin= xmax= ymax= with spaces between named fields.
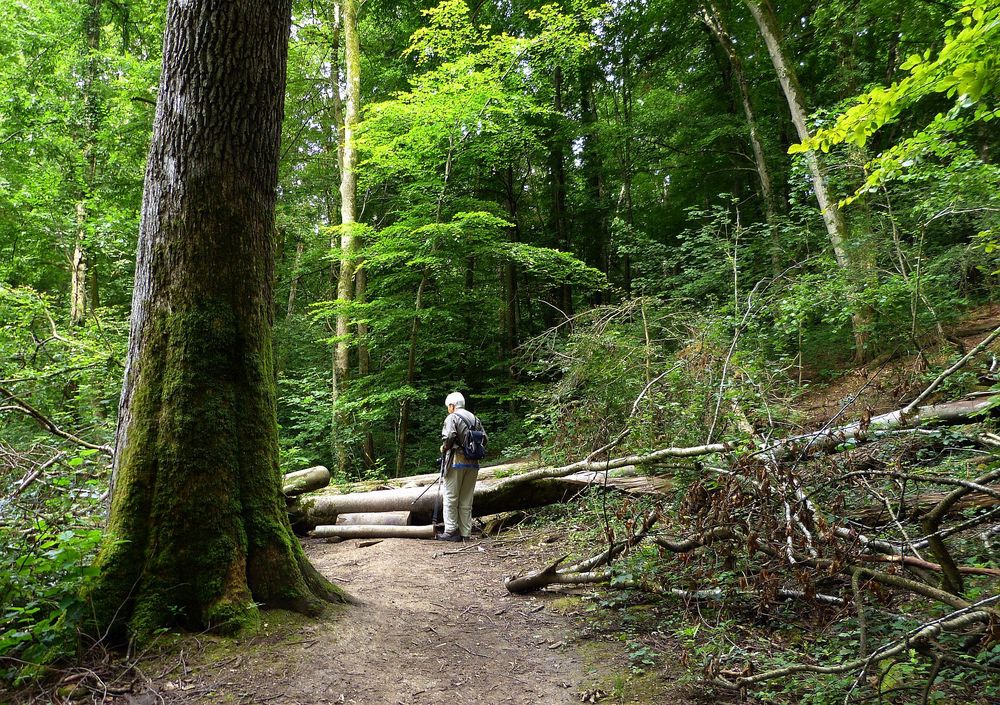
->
xmin=613 ymin=63 xmax=635 ymax=296
xmin=71 ymin=0 xmax=102 ymax=326
xmin=395 ymin=274 xmax=428 ymax=478
xmin=549 ymin=66 xmax=573 ymax=316
xmin=70 ymin=205 xmax=88 ymax=326
xmin=356 ymin=264 xmax=375 ymax=468
xmin=703 ymin=2 xmax=781 ymax=275
xmin=744 ymin=0 xmax=870 ymax=360
xmin=579 ymin=61 xmax=609 ymax=304
xmin=501 ymin=166 xmax=520 ymax=364
xmin=335 ymin=0 xmax=360 ymax=381
xmin=342 ymin=0 xmax=372 ymax=469
xmin=885 ymin=19 xmax=901 ymax=84
xmin=94 ymin=0 xmax=345 ymax=640
xmin=331 ymin=0 xmax=361 ymax=474
xmin=328 ymin=1 xmax=346 ymax=468
xmin=286 ymin=235 xmax=304 ymax=317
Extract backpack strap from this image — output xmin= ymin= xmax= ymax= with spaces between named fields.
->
xmin=453 ymin=408 xmax=479 ymax=435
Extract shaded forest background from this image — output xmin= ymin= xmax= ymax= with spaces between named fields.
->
xmin=2 ymin=0 xmax=999 ymax=701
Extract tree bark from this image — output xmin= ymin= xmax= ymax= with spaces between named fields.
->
xmin=702 ymin=2 xmax=781 ymax=275
xmin=312 ymin=524 xmax=434 ymax=540
xmin=335 ymin=0 xmax=360 ymax=380
xmin=394 ymin=273 xmax=428 ymax=477
xmin=549 ymin=66 xmax=573 ymax=315
xmin=94 ymin=0 xmax=346 ymax=640
xmin=336 ymin=511 xmax=411 ymax=526
xmin=579 ymin=61 xmax=609 ymax=303
xmin=743 ymin=0 xmax=870 ymax=359
xmin=332 ymin=0 xmax=361 ymax=475
xmin=283 ymin=465 xmax=332 ymax=497
xmin=501 ymin=165 xmax=521 ymax=363
xmin=285 ymin=234 xmax=304 ymax=317
xmin=356 ymin=264 xmax=375 ymax=468
xmin=70 ymin=0 xmax=102 ymax=327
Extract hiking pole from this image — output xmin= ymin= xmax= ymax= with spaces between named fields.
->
xmin=432 ymin=452 xmax=447 ymax=529
xmin=410 ymin=454 xmax=446 ymax=507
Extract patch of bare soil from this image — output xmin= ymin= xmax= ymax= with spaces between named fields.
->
xmin=287 ymin=536 xmax=584 ymax=705
xmin=75 ymin=534 xmax=686 ymax=705
xmin=794 ymin=304 xmax=1000 ymax=429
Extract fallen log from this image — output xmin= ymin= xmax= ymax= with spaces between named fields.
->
xmin=292 ymin=465 xmax=651 ymax=531
xmin=295 ymin=476 xmax=585 ymax=531
xmin=491 ymin=394 xmax=999 ymax=492
xmin=311 ymin=524 xmax=435 ymax=540
xmin=288 ymin=388 xmax=996 ymax=535
xmin=283 ymin=465 xmax=331 ymax=496
xmin=857 ymin=491 xmax=999 ymax=523
xmin=336 ymin=511 xmax=411 ymax=526
xmin=771 ymin=395 xmax=997 ymax=460
xmin=396 ymin=460 xmax=536 ymax=488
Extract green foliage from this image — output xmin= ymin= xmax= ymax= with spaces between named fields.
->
xmin=0 ymin=285 xmax=124 ymax=448
xmin=518 ymin=299 xmax=792 ymax=465
xmin=0 ymin=0 xmax=159 ymax=300
xmin=793 ymin=0 xmax=1000 ymax=199
xmin=308 ymin=208 xmax=605 ymax=475
xmin=0 ymin=523 xmax=104 ymax=683
xmin=0 ymin=286 xmax=121 ymax=684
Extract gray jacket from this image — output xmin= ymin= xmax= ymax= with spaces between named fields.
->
xmin=441 ymin=409 xmax=486 ymax=469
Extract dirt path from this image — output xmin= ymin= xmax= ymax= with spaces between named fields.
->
xmin=124 ymin=535 xmax=676 ymax=705
xmin=286 ymin=536 xmax=586 ymax=705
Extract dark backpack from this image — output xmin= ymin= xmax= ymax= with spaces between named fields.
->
xmin=456 ymin=410 xmax=487 ymax=460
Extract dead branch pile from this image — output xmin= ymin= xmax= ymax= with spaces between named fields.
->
xmin=504 ymin=333 xmax=1000 ymax=700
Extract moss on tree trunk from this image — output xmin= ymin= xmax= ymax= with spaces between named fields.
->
xmin=90 ymin=0 xmax=346 ymax=641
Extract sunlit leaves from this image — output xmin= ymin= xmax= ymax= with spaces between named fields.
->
xmin=790 ymin=0 xmax=999 ymax=196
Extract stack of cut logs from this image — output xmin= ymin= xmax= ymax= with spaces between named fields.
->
xmin=283 ymin=461 xmax=669 ymax=540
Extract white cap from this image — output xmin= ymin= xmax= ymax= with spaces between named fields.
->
xmin=445 ymin=392 xmax=465 ymax=408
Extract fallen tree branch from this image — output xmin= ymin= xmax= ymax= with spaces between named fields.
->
xmin=11 ymin=451 xmax=66 ymax=499
xmin=902 ymin=323 xmax=1000 ymax=415
xmin=720 ymin=595 xmax=1000 ymax=688
xmin=506 ymin=511 xmax=663 ymax=593
xmin=839 ymin=469 xmax=1000 ymax=502
xmin=564 ymin=510 xmax=661 ymax=573
xmin=914 ymin=506 xmax=1000 ymax=547
xmin=920 ymin=466 xmax=1000 ymax=594
xmin=0 ymin=385 xmax=113 ymax=456
xmin=509 ymin=558 xmax=848 ymax=605
xmin=495 ymin=394 xmax=997 ymax=494
xmin=856 ymin=554 xmax=1000 ymax=578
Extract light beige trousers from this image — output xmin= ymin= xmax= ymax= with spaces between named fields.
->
xmin=442 ymin=464 xmax=479 ymax=537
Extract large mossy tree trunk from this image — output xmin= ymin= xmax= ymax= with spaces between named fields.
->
xmin=92 ymin=0 xmax=346 ymax=640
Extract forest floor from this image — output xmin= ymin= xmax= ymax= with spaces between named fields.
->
xmin=84 ymin=532 xmax=700 ymax=705
xmin=795 ymin=303 xmax=1000 ymax=427
xmin=29 ymin=309 xmax=1000 ymax=705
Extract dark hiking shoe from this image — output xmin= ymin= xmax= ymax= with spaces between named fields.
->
xmin=436 ymin=531 xmax=462 ymax=542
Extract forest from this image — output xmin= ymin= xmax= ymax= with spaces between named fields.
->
xmin=1 ymin=0 xmax=999 ymax=702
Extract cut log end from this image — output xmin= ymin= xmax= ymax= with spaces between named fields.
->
xmin=283 ymin=465 xmax=331 ymax=497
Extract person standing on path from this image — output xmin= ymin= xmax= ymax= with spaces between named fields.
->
xmin=437 ymin=392 xmax=486 ymax=542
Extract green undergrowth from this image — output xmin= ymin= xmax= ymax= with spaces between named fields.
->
xmin=513 ymin=425 xmax=1000 ymax=704
xmin=0 ymin=446 xmax=111 ymax=687
xmin=0 ymin=522 xmax=103 ymax=686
